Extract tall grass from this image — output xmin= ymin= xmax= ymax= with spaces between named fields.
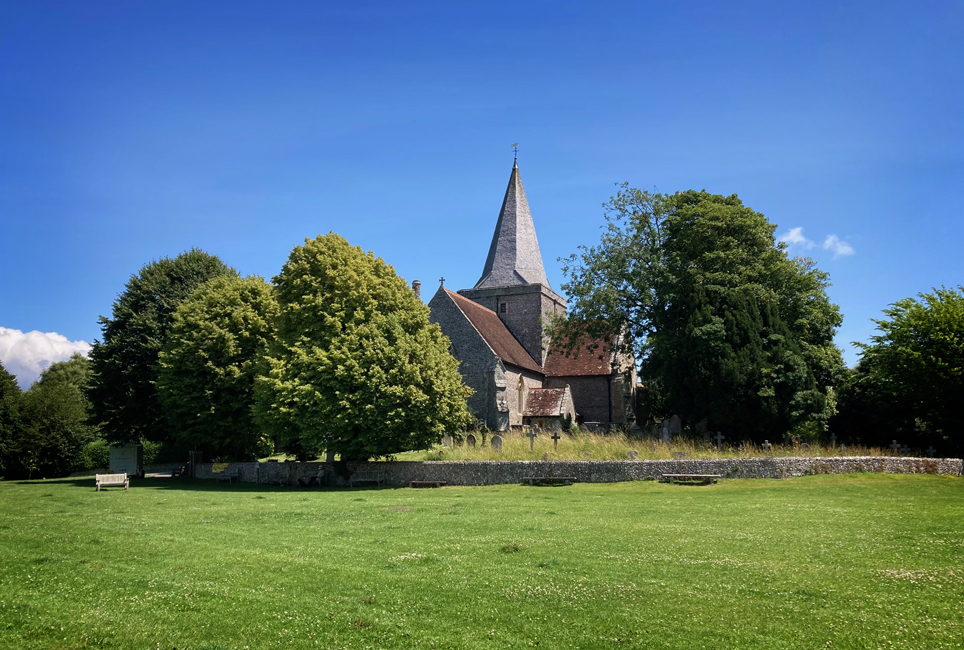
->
xmin=394 ymin=430 xmax=908 ymax=462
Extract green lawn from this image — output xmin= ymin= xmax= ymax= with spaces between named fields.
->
xmin=1 ymin=474 xmax=961 ymax=650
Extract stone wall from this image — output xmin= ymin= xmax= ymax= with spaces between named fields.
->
xmin=194 ymin=456 xmax=962 ymax=487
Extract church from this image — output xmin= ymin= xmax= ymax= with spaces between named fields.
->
xmin=427 ymin=159 xmax=637 ymax=432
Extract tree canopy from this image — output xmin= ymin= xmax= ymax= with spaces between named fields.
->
xmin=158 ymin=275 xmax=278 ymax=460
xmin=14 ymin=354 xmax=99 ymax=479
xmin=87 ymin=250 xmax=235 ymax=444
xmin=0 ymin=361 xmax=22 ymax=477
xmin=558 ymin=186 xmax=844 ymax=440
xmin=255 ymin=233 xmax=472 ymax=460
xmin=833 ymin=286 xmax=964 ymax=455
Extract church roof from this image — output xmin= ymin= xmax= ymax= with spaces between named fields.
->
xmin=474 ymin=161 xmax=551 ymax=290
xmin=523 ymin=388 xmax=568 ymax=417
xmin=544 ymin=336 xmax=615 ymax=377
xmin=443 ymin=289 xmax=543 ymax=374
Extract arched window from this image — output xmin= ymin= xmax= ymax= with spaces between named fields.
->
xmin=518 ymin=375 xmax=525 ymax=414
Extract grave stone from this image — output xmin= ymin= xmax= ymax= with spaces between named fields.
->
xmin=714 ymin=431 xmax=725 ymax=450
xmin=890 ymin=440 xmax=900 ymax=454
xmin=839 ymin=444 xmax=847 ymax=452
xmin=762 ymin=440 xmax=772 ymax=453
xmin=829 ymin=432 xmax=837 ymax=448
xmin=926 ymin=446 xmax=936 ymax=458
xmin=626 ymin=449 xmax=639 ymax=460
xmin=660 ymin=421 xmax=671 ymax=444
xmin=668 ymin=415 xmax=682 ymax=435
xmin=801 ymin=443 xmax=811 ymax=454
xmin=491 ymin=434 xmax=503 ymax=454
xmin=902 ymin=444 xmax=910 ymax=455
xmin=467 ymin=434 xmax=477 ymax=448
xmin=551 ymin=431 xmax=562 ymax=451
xmin=442 ymin=435 xmax=453 ymax=447
xmin=526 ymin=429 xmax=538 ymax=452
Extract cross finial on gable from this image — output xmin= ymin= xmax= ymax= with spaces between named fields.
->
xmin=439 ymin=276 xmax=445 ymax=286
xmin=512 ymin=142 xmax=519 ymax=163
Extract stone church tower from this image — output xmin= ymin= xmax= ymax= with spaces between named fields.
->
xmin=457 ymin=159 xmax=567 ymax=365
xmin=428 ymin=159 xmax=636 ymax=432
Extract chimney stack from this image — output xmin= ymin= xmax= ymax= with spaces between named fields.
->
xmin=412 ymin=279 xmax=421 ymax=301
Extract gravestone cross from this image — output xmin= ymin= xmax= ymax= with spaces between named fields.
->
xmin=926 ymin=446 xmax=936 ymax=458
xmin=890 ymin=440 xmax=900 ymax=454
xmin=829 ymin=432 xmax=837 ymax=448
xmin=491 ymin=434 xmax=503 ymax=454
xmin=715 ymin=431 xmax=725 ymax=450
xmin=551 ymin=430 xmax=562 ymax=451
xmin=762 ymin=440 xmax=772 ymax=453
xmin=526 ymin=429 xmax=538 ymax=452
xmin=902 ymin=444 xmax=910 ymax=455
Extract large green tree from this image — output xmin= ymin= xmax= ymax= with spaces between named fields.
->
xmin=87 ymin=250 xmax=235 ymax=443
xmin=13 ymin=354 xmax=99 ymax=479
xmin=834 ymin=286 xmax=964 ymax=455
xmin=157 ymin=275 xmax=278 ymax=460
xmin=255 ymin=233 xmax=472 ymax=460
xmin=0 ymin=361 xmax=22 ymax=478
xmin=558 ymin=187 xmax=844 ymax=440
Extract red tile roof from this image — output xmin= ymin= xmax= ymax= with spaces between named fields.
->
xmin=444 ymin=290 xmax=543 ymax=374
xmin=523 ymin=388 xmax=567 ymax=417
xmin=544 ymin=336 xmax=614 ymax=377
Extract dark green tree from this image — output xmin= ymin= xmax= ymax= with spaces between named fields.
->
xmin=87 ymin=250 xmax=235 ymax=443
xmin=157 ymin=275 xmax=278 ymax=460
xmin=558 ymin=187 xmax=844 ymax=440
xmin=14 ymin=354 xmax=99 ymax=479
xmin=834 ymin=286 xmax=964 ymax=455
xmin=254 ymin=233 xmax=473 ymax=460
xmin=0 ymin=361 xmax=23 ymax=478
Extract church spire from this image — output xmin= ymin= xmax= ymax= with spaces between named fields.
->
xmin=473 ymin=161 xmax=550 ymax=290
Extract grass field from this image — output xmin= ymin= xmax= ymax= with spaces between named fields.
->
xmin=1 ymin=474 xmax=961 ymax=650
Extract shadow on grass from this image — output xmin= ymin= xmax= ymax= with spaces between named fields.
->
xmin=5 ymin=477 xmax=402 ymax=492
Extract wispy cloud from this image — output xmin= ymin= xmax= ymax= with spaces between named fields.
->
xmin=779 ymin=227 xmax=815 ymax=250
xmin=823 ymin=235 xmax=855 ymax=259
xmin=0 ymin=327 xmax=91 ymax=389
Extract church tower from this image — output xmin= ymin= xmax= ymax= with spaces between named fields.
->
xmin=458 ymin=160 xmax=567 ymax=365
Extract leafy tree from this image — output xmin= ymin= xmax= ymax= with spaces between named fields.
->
xmin=14 ymin=354 xmax=99 ymax=479
xmin=834 ymin=287 xmax=964 ymax=454
xmin=87 ymin=250 xmax=235 ymax=444
xmin=157 ymin=275 xmax=278 ymax=460
xmin=0 ymin=361 xmax=23 ymax=478
xmin=255 ymin=233 xmax=472 ymax=460
xmin=558 ymin=187 xmax=843 ymax=440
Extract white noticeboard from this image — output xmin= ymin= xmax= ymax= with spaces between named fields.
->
xmin=109 ymin=444 xmax=143 ymax=477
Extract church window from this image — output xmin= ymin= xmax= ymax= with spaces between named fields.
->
xmin=499 ymin=302 xmax=507 ymax=314
xmin=518 ymin=375 xmax=525 ymax=413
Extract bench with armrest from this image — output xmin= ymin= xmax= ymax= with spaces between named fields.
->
xmin=660 ymin=473 xmax=722 ymax=484
xmin=95 ymin=473 xmax=129 ymax=491
xmin=350 ymin=470 xmax=386 ymax=487
xmin=299 ymin=467 xmax=327 ymax=487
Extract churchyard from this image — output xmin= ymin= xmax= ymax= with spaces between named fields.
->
xmin=1 ymin=473 xmax=961 ymax=649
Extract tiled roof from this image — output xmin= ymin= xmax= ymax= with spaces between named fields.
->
xmin=544 ymin=336 xmax=614 ymax=377
xmin=474 ymin=161 xmax=551 ymax=290
xmin=523 ymin=388 xmax=567 ymax=417
xmin=444 ymin=289 xmax=543 ymax=374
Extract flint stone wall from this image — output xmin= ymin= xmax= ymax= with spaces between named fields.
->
xmin=195 ymin=456 xmax=962 ymax=486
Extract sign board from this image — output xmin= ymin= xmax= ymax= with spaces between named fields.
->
xmin=109 ymin=443 xmax=143 ymax=477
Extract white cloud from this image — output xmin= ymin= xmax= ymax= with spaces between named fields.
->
xmin=0 ymin=327 xmax=91 ymax=389
xmin=823 ymin=235 xmax=856 ymax=259
xmin=779 ymin=227 xmax=816 ymax=250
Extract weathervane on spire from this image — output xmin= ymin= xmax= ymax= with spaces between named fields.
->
xmin=512 ymin=142 xmax=519 ymax=162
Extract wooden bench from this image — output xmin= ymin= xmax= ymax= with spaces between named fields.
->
xmin=661 ymin=473 xmax=722 ymax=484
xmin=522 ymin=476 xmax=577 ymax=486
xmin=299 ymin=468 xmax=327 ymax=487
xmin=409 ymin=480 xmax=447 ymax=488
xmin=350 ymin=470 xmax=386 ymax=487
xmin=216 ymin=470 xmax=240 ymax=484
xmin=95 ymin=473 xmax=129 ymax=491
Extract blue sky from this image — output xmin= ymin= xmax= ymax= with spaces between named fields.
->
xmin=2 ymin=0 xmax=962 ymax=387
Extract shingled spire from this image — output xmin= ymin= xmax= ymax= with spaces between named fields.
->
xmin=474 ymin=160 xmax=551 ymax=289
